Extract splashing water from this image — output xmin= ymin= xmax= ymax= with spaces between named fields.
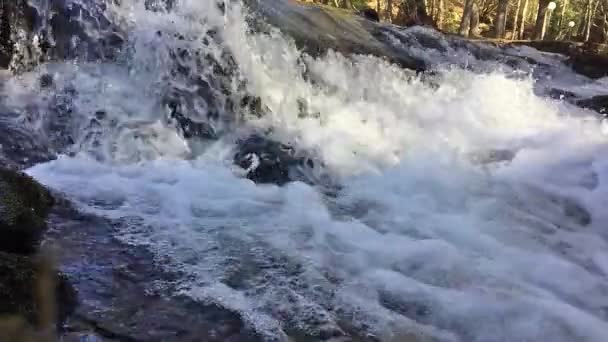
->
xmin=2 ymin=0 xmax=608 ymax=340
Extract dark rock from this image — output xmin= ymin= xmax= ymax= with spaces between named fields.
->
xmin=1 ymin=0 xmax=126 ymax=73
xmin=39 ymin=73 xmax=54 ymax=88
xmin=576 ymin=95 xmax=608 ymax=115
xmin=569 ymin=52 xmax=608 ymax=79
xmin=0 ymin=119 xmax=55 ymax=169
xmin=0 ymin=1 xmax=13 ymax=68
xmin=233 ymin=134 xmax=327 ymax=187
xmin=0 ymin=251 xmax=77 ymax=330
xmin=145 ymin=0 xmax=176 ymax=12
xmin=234 ymin=135 xmax=297 ymax=186
xmin=562 ymin=198 xmax=592 ymax=226
xmin=169 ymin=111 xmax=217 ymax=140
xmin=0 ymin=168 xmax=55 ymax=255
xmin=240 ymin=95 xmax=265 ymax=118
xmin=0 ymin=0 xmax=41 ymax=70
xmin=165 ymin=97 xmax=218 ymax=140
xmin=547 ymin=88 xmax=578 ymax=101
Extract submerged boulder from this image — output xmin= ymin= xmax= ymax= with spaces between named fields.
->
xmin=234 ymin=135 xmax=298 ymax=186
xmin=234 ymin=135 xmax=317 ymax=186
xmin=0 ymin=168 xmax=54 ymax=255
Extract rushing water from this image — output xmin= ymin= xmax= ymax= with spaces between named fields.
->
xmin=2 ymin=0 xmax=608 ymax=340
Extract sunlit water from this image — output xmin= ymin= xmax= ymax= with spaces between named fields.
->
xmin=2 ymin=0 xmax=608 ymax=340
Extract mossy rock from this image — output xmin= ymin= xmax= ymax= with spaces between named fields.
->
xmin=0 ymin=168 xmax=55 ymax=254
xmin=0 ymin=251 xmax=77 ymax=330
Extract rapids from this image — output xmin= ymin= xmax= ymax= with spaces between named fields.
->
xmin=1 ymin=0 xmax=608 ymax=340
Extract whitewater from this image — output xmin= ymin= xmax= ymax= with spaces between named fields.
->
xmin=2 ymin=0 xmax=608 ymax=340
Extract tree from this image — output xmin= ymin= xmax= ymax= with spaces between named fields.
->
xmin=470 ymin=3 xmax=481 ymax=35
xmin=436 ymin=0 xmax=444 ymax=28
xmin=512 ymin=0 xmax=523 ymax=39
xmin=519 ymin=0 xmax=530 ymax=38
xmin=460 ymin=0 xmax=475 ymax=36
xmin=534 ymin=0 xmax=552 ymax=39
xmin=586 ymin=0 xmax=600 ymax=41
xmin=495 ymin=0 xmax=510 ymax=38
xmin=336 ymin=0 xmax=353 ymax=8
xmin=414 ymin=0 xmax=434 ymax=23
xmin=387 ymin=0 xmax=393 ymax=22
xmin=556 ymin=0 xmax=569 ymax=36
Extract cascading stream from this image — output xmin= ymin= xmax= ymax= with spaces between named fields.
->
xmin=1 ymin=0 xmax=608 ymax=340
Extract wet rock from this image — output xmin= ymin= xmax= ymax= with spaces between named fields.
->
xmin=248 ymin=0 xmax=427 ymax=73
xmin=39 ymin=73 xmax=54 ymax=88
xmin=165 ymin=97 xmax=218 ymax=140
xmin=547 ymin=88 xmax=578 ymax=101
xmin=508 ymin=41 xmax=608 ymax=79
xmin=576 ymin=95 xmax=608 ymax=115
xmin=234 ymin=135 xmax=299 ymax=186
xmin=234 ymin=134 xmax=325 ymax=187
xmin=0 ymin=119 xmax=55 ymax=169
xmin=0 ymin=251 xmax=77 ymax=330
xmin=145 ymin=0 xmax=176 ymax=12
xmin=0 ymin=0 xmax=41 ymax=70
xmin=562 ymin=198 xmax=592 ymax=227
xmin=378 ymin=291 xmax=432 ymax=323
xmin=169 ymin=111 xmax=217 ymax=140
xmin=569 ymin=52 xmax=608 ymax=79
xmin=48 ymin=0 xmax=123 ymax=62
xmin=0 ymin=168 xmax=54 ymax=255
xmin=1 ymin=0 xmax=125 ymax=73
xmin=469 ymin=149 xmax=517 ymax=165
xmin=44 ymin=208 xmax=261 ymax=342
xmin=61 ymin=332 xmax=104 ymax=342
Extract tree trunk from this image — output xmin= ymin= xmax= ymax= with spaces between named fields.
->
xmin=415 ymin=0 xmax=433 ymax=24
xmin=512 ymin=0 xmax=523 ymax=39
xmin=519 ymin=0 xmax=529 ymax=38
xmin=495 ymin=0 xmax=510 ymax=38
xmin=470 ymin=3 xmax=480 ymax=36
xmin=436 ymin=0 xmax=444 ymax=29
xmin=580 ymin=0 xmax=592 ymax=38
xmin=557 ymin=0 xmax=568 ymax=36
xmin=459 ymin=0 xmax=475 ymax=36
xmin=340 ymin=0 xmax=352 ymax=9
xmin=604 ymin=11 xmax=608 ymax=43
xmin=585 ymin=0 xmax=600 ymax=41
xmin=533 ymin=0 xmax=551 ymax=40
xmin=387 ymin=0 xmax=393 ymax=22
